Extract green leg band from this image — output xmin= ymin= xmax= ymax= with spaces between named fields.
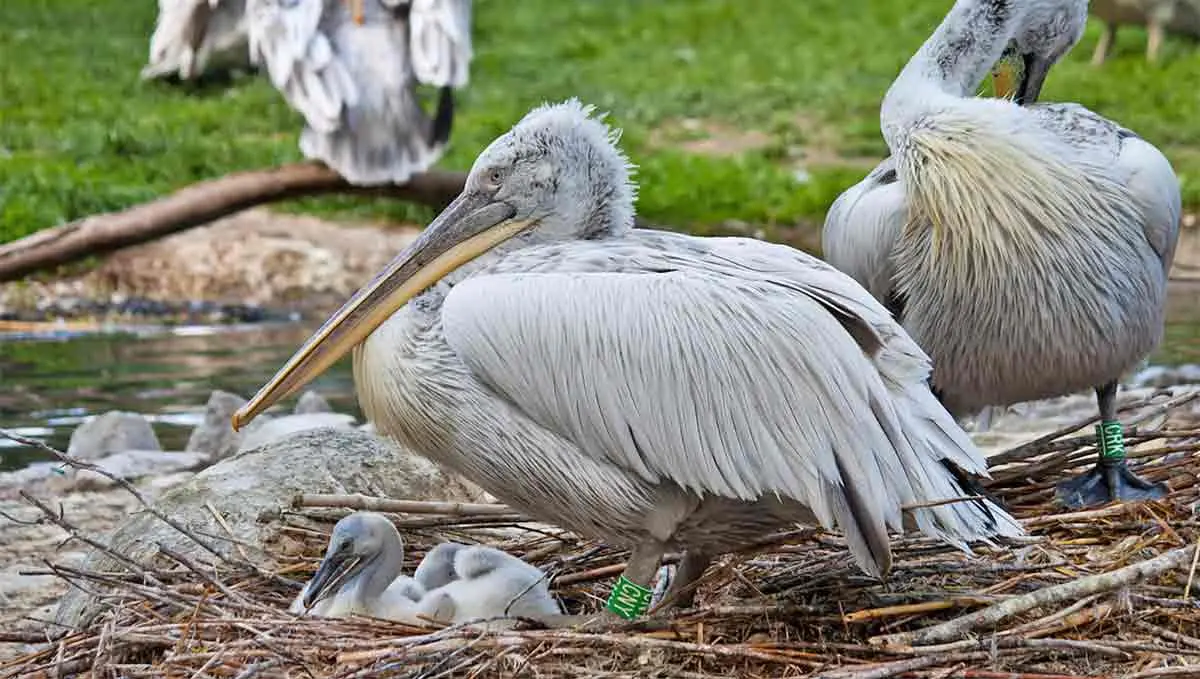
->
xmin=1097 ymin=420 xmax=1126 ymax=461
xmin=605 ymin=575 xmax=653 ymax=620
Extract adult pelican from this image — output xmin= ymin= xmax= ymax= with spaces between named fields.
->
xmin=245 ymin=0 xmax=472 ymax=184
xmin=142 ymin=0 xmax=252 ymax=81
xmin=234 ymin=99 xmax=1022 ymax=622
xmin=822 ymin=0 xmax=1181 ymax=509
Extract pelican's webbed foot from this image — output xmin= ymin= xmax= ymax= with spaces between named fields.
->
xmin=1056 ymin=417 xmax=1167 ymax=509
xmin=1056 ymin=458 xmax=1167 ymax=509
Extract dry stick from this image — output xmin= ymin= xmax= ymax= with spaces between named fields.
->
xmin=155 ymin=543 xmax=256 ymax=608
xmin=842 ymin=597 xmax=994 ymax=623
xmin=814 ymin=651 xmax=996 ymax=679
xmin=0 ymin=164 xmax=466 ymax=282
xmin=0 ymin=428 xmax=234 ymax=568
xmin=293 ymin=493 xmax=518 ymax=516
xmin=988 ymin=389 xmax=1200 ymax=467
xmin=871 ymin=541 xmax=1200 ymax=647
xmin=18 ymin=491 xmax=167 ymax=590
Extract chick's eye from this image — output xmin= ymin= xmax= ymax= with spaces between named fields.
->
xmin=489 ymin=169 xmax=504 ymax=184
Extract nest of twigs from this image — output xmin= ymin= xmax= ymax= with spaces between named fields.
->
xmin=4 ymin=389 xmax=1200 ymax=678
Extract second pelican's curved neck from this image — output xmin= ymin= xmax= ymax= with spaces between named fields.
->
xmin=882 ymin=0 xmax=1022 ymax=145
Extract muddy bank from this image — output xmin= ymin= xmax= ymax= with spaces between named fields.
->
xmin=0 ymin=209 xmax=420 ymax=321
xmin=2 ymin=208 xmax=1196 ymax=321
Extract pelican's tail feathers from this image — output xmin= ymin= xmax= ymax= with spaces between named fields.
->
xmin=889 ymin=383 xmax=1025 ymax=552
xmin=300 ymin=87 xmax=448 ymax=186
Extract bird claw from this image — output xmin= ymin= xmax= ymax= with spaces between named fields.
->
xmin=1056 ymin=459 xmax=1167 ymax=509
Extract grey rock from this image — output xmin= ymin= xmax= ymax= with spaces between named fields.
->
xmin=55 ymin=428 xmax=490 ymax=629
xmin=293 ymin=390 xmax=333 ymax=415
xmin=0 ymin=450 xmax=206 ymax=496
xmin=236 ymin=413 xmax=357 ymax=453
xmin=184 ymin=390 xmax=253 ymax=460
xmin=67 ymin=411 xmax=160 ymax=461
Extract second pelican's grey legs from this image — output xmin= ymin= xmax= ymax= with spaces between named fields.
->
xmin=1056 ymin=381 xmax=1169 ymax=508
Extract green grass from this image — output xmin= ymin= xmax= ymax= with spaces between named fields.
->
xmin=2 ymin=0 xmax=1200 ymax=244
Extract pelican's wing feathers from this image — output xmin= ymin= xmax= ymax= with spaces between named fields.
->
xmin=442 ymin=234 xmax=1021 ymax=576
xmin=143 ymin=0 xmax=250 ymax=80
xmin=821 ymin=156 xmax=909 ymax=316
xmin=408 ymin=0 xmax=472 ymax=87
xmin=246 ymin=0 xmax=445 ymax=184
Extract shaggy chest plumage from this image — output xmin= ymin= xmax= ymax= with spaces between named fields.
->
xmin=893 ymin=196 xmax=1166 ymax=416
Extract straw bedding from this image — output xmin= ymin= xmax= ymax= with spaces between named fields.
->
xmin=3 ymin=388 xmax=1200 ymax=679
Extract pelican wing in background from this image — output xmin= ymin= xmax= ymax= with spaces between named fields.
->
xmin=408 ymin=0 xmax=473 ymax=88
xmin=246 ymin=0 xmax=454 ymax=185
xmin=143 ymin=0 xmax=251 ymax=80
xmin=441 ymin=235 xmax=1016 ymax=576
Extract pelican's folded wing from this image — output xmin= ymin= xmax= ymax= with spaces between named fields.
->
xmin=441 ymin=262 xmax=1021 ymax=576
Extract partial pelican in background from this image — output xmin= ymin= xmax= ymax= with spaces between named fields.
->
xmin=1089 ymin=0 xmax=1200 ymax=65
xmin=234 ymin=99 xmax=1023 ymax=623
xmin=414 ymin=543 xmax=561 ymax=629
xmin=245 ymin=0 xmax=473 ymax=184
xmin=822 ymin=0 xmax=1181 ymax=509
xmin=142 ymin=0 xmax=252 ymax=81
xmin=290 ymin=511 xmax=425 ymax=621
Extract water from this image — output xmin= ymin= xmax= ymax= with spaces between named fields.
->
xmin=0 ymin=322 xmax=359 ymax=471
xmin=1 ymin=283 xmax=1197 ymax=472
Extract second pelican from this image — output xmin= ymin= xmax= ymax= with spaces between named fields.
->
xmin=823 ymin=0 xmax=1181 ymax=509
xmin=236 ymin=99 xmax=1023 ymax=622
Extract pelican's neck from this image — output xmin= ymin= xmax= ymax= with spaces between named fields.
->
xmin=354 ymin=532 xmax=405 ymax=609
xmin=881 ymin=0 xmax=1023 ymax=149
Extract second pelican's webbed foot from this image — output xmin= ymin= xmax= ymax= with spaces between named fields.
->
xmin=1057 ymin=457 xmax=1167 ymax=510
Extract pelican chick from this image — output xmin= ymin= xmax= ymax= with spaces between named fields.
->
xmin=290 ymin=511 xmax=425 ymax=621
xmin=413 ymin=541 xmax=465 ymax=590
xmin=235 ymin=99 xmax=1023 ymax=623
xmin=822 ymin=0 xmax=1181 ymax=509
xmin=414 ymin=543 xmax=561 ymax=629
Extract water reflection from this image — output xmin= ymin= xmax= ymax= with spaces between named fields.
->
xmin=0 ymin=322 xmax=358 ymax=470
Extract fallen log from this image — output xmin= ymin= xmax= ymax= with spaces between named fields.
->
xmin=0 ymin=162 xmax=467 ymax=283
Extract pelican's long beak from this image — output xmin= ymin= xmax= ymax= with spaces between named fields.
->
xmin=303 ymin=548 xmax=363 ymax=609
xmin=231 ymin=192 xmax=529 ymax=431
xmin=1013 ymin=53 xmax=1051 ymax=106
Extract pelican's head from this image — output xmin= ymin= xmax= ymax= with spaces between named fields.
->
xmin=995 ymin=0 xmax=1087 ymax=105
xmin=231 ymin=99 xmax=637 ymax=429
xmin=302 ymin=512 xmax=401 ymax=609
xmin=414 ymin=541 xmax=466 ymax=590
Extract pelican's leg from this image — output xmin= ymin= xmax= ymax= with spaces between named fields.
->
xmin=1056 ymin=381 xmax=1168 ymax=509
xmin=1091 ymin=22 xmax=1117 ymax=66
xmin=1146 ymin=19 xmax=1164 ymax=63
xmin=650 ymin=550 xmax=713 ymax=611
xmin=541 ymin=541 xmax=665 ymax=629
